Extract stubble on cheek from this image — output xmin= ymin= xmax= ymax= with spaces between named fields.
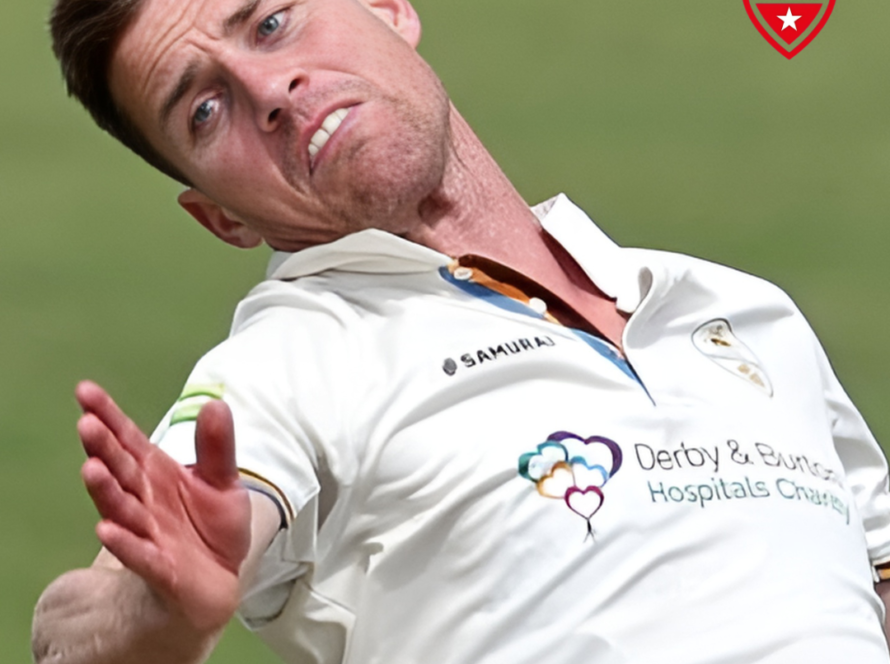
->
xmin=317 ymin=94 xmax=451 ymax=236
xmin=254 ymin=66 xmax=452 ymax=244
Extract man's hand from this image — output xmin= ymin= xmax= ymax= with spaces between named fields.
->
xmin=76 ymin=380 xmax=251 ymax=633
xmin=32 ymin=383 xmax=281 ymax=664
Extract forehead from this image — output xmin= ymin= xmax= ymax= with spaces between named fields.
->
xmin=112 ymin=0 xmax=220 ymax=82
xmin=109 ymin=0 xmax=254 ymax=137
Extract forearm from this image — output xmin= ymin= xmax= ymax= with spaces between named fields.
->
xmin=32 ymin=566 xmax=222 ymax=664
xmin=36 ymin=390 xmax=281 ymax=664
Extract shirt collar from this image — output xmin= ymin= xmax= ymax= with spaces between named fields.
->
xmin=266 ymin=228 xmax=451 ymax=279
xmin=536 ymin=194 xmax=649 ymax=313
xmin=267 ymin=193 xmax=649 ymax=312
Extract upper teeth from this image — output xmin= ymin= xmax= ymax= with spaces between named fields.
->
xmin=309 ymin=108 xmax=350 ymax=161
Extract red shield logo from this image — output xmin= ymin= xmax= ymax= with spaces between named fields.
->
xmin=744 ymin=2 xmax=835 ymax=59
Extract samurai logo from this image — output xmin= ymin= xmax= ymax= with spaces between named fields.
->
xmin=518 ymin=432 xmax=623 ymax=539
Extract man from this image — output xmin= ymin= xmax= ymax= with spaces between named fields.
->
xmin=31 ymin=0 xmax=890 ymax=662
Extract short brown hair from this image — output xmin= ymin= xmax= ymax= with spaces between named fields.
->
xmin=50 ymin=0 xmax=191 ymax=185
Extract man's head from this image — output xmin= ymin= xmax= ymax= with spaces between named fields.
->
xmin=50 ymin=0 xmax=191 ymax=184
xmin=51 ymin=0 xmax=454 ymax=251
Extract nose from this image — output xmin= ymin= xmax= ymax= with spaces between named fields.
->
xmin=265 ymin=79 xmax=300 ymax=128
xmin=225 ymin=55 xmax=303 ymax=132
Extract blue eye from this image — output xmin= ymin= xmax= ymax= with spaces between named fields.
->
xmin=258 ymin=12 xmax=284 ymax=37
xmin=193 ymin=99 xmax=217 ymax=128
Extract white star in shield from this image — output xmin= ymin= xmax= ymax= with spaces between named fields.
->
xmin=778 ymin=7 xmax=802 ymax=31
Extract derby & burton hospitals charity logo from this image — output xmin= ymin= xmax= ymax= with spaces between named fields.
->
xmin=518 ymin=431 xmax=623 ymax=539
xmin=744 ymin=2 xmax=835 ymax=60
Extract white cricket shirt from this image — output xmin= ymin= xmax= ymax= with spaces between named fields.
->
xmin=153 ymin=194 xmax=890 ymax=664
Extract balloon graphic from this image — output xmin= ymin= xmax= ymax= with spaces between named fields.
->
xmin=518 ymin=442 xmax=567 ymax=481
xmin=570 ymin=460 xmax=609 ymax=489
xmin=518 ymin=432 xmax=623 ymax=541
xmin=536 ymin=462 xmax=575 ymax=499
xmin=549 ymin=432 xmax=622 ymax=477
xmin=565 ymin=486 xmax=605 ymax=539
xmin=565 ymin=486 xmax=604 ymax=519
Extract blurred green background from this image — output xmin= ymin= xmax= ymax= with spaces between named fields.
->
xmin=2 ymin=0 xmax=888 ymax=661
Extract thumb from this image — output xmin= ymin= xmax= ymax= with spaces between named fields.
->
xmin=194 ymin=400 xmax=239 ymax=489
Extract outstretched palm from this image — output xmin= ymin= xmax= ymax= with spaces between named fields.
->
xmin=76 ymin=381 xmax=251 ymax=633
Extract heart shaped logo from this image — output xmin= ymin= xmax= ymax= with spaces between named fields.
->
xmin=537 ymin=462 xmax=575 ymax=499
xmin=518 ymin=441 xmax=568 ymax=481
xmin=518 ymin=431 xmax=624 ymax=540
xmin=565 ymin=486 xmax=604 ymax=520
xmin=571 ymin=461 xmax=609 ymax=489
xmin=549 ymin=432 xmax=623 ymax=477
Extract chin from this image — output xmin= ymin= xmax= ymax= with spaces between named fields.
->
xmin=324 ymin=118 xmax=449 ymax=236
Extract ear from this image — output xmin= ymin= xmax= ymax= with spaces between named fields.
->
xmin=178 ymin=189 xmax=263 ymax=249
xmin=363 ymin=0 xmax=421 ymax=48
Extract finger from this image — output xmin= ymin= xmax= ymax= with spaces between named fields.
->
xmin=194 ymin=400 xmax=239 ymax=490
xmin=78 ymin=413 xmax=145 ymax=498
xmin=75 ymin=381 xmax=150 ymax=461
xmin=82 ymin=458 xmax=153 ymax=539
xmin=96 ymin=520 xmax=175 ymax=596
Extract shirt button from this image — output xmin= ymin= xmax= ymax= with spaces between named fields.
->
xmin=528 ymin=297 xmax=548 ymax=315
xmin=453 ymin=267 xmax=474 ymax=281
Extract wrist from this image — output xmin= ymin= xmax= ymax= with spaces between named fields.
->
xmin=32 ymin=567 xmax=225 ymax=664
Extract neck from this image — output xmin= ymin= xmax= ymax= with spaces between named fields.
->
xmin=406 ymin=105 xmax=541 ymax=262
xmin=406 ymin=106 xmax=579 ymax=300
xmin=408 ymin=105 xmax=628 ymax=348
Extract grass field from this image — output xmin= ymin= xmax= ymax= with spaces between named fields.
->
xmin=3 ymin=1 xmax=889 ymax=661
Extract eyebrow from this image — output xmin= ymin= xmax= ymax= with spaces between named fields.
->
xmin=157 ymin=0 xmax=263 ymax=132
xmin=224 ymin=0 xmax=262 ymax=36
xmin=159 ymin=60 xmax=199 ymax=132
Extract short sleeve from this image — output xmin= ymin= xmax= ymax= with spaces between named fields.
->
xmin=148 ymin=288 xmax=361 ymax=624
xmin=147 ymin=320 xmax=332 ymax=626
xmin=812 ymin=332 xmax=890 ymax=565
xmin=149 ymin=329 xmax=321 ymax=523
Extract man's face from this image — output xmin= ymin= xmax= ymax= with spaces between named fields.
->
xmin=110 ymin=0 xmax=452 ymax=250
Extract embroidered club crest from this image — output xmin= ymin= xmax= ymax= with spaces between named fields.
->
xmin=692 ymin=319 xmax=773 ymax=397
xmin=743 ymin=2 xmax=835 ymax=60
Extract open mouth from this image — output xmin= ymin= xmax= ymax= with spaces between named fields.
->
xmin=308 ymin=107 xmax=352 ymax=167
